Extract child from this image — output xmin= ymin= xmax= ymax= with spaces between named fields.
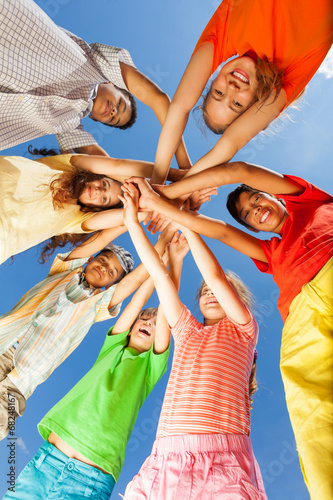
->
xmin=130 ymin=165 xmax=333 ymax=500
xmin=0 ymin=0 xmax=190 ymax=167
xmin=0 ymin=223 xmax=172 ymax=440
xmin=150 ymin=0 xmax=332 ymax=184
xmin=2 ymin=242 xmax=177 ymax=498
xmin=0 ymin=151 xmax=190 ymax=265
xmin=120 ymin=183 xmax=266 ymax=499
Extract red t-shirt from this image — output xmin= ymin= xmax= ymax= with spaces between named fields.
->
xmin=157 ymin=306 xmax=258 ymax=438
xmin=251 ymin=176 xmax=333 ymax=322
xmin=194 ymin=0 xmax=332 ymax=106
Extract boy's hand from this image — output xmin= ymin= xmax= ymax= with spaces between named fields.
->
xmin=188 ymin=187 xmax=218 ymax=212
xmin=169 ymin=231 xmax=189 ymax=262
xmin=119 ymin=182 xmax=140 ymax=226
xmin=124 ymin=177 xmax=160 ymax=212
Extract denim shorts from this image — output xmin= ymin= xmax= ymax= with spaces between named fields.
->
xmin=3 ymin=441 xmax=115 ymax=499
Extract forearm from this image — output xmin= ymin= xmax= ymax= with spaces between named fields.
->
xmin=74 ymin=144 xmax=109 ymax=156
xmin=151 ymin=101 xmax=190 ymax=184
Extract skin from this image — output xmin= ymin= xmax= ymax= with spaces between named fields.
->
xmin=236 ymin=191 xmax=288 ymax=234
xmin=127 ymin=315 xmax=157 ymax=353
xmin=78 ymin=177 xmax=123 ymax=208
xmin=199 ymin=285 xmax=226 ymax=326
xmin=83 ymin=251 xmax=125 ymax=289
xmin=89 ymin=83 xmax=132 ymax=127
xmin=205 ymin=56 xmax=259 ymax=129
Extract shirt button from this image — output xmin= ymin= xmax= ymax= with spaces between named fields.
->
xmin=49 ymin=309 xmax=53 ymax=314
xmin=18 ymin=96 xmax=24 ymax=101
xmin=32 ymin=321 xmax=38 ymax=327
xmin=67 ymin=462 xmax=74 ymax=470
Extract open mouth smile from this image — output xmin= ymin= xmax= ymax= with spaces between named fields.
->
xmin=231 ymin=70 xmax=249 ymax=84
xmin=138 ymin=327 xmax=151 ymax=338
xmin=259 ymin=209 xmax=271 ymax=224
xmin=103 ymin=100 xmax=111 ymax=116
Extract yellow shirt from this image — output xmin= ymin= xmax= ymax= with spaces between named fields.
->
xmin=0 ymin=154 xmax=93 ymax=264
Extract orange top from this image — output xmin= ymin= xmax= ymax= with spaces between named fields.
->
xmin=157 ymin=306 xmax=258 ymax=438
xmin=194 ymin=0 xmax=333 ymax=106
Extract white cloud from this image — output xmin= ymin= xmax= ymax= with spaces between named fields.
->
xmin=16 ymin=436 xmax=29 ymax=454
xmin=318 ymin=46 xmax=333 ymax=79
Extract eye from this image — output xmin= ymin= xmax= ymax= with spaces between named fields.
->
xmin=102 ymin=181 xmax=106 ymax=189
xmin=102 ymin=196 xmax=107 ymax=204
xmin=254 ymin=194 xmax=261 ymax=203
xmin=109 ymin=269 xmax=114 ymax=276
xmin=215 ymin=89 xmax=224 ymax=97
xmin=233 ymin=100 xmax=242 ymax=108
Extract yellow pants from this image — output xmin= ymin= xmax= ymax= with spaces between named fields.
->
xmin=280 ymin=257 xmax=333 ymax=500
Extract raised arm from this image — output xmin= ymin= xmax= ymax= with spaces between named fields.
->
xmin=109 ymin=221 xmax=176 ymax=308
xmin=66 ymin=225 xmax=127 ymax=261
xmin=182 ymin=227 xmax=250 ymax=324
xmin=120 ymin=62 xmax=192 ymax=170
xmin=121 ymin=184 xmax=183 ymax=328
xmin=151 ymin=43 xmax=214 ymax=184
xmin=179 ymin=90 xmax=287 ymax=179
xmin=161 ymin=161 xmax=304 ymax=200
xmin=125 ymin=177 xmax=266 ymax=262
xmin=70 ymin=155 xmax=188 ymax=185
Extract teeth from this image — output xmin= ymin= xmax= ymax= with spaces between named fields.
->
xmin=260 ymin=210 xmax=269 ymax=223
xmin=232 ymin=71 xmax=249 ymax=83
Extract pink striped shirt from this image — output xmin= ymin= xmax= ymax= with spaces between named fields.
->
xmin=157 ymin=306 xmax=258 ymax=438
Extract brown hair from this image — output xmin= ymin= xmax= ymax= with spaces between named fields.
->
xmin=129 ymin=307 xmax=158 ymax=334
xmin=195 ymin=272 xmax=257 ymax=407
xmin=29 ymin=147 xmax=123 ymax=262
xmin=200 ymin=56 xmax=283 ymax=135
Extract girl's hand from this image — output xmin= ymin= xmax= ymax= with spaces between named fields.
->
xmin=188 ymin=187 xmax=218 ymax=212
xmin=124 ymin=177 xmax=160 ymax=212
xmin=169 ymin=231 xmax=189 ymax=262
xmin=119 ymin=182 xmax=140 ymax=226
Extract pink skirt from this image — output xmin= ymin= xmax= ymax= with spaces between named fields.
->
xmin=123 ymin=433 xmax=267 ymax=499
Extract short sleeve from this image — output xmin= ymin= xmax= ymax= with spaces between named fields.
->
xmin=94 ymin=328 xmax=129 ymax=364
xmin=94 ymin=283 xmax=122 ymax=322
xmin=146 ymin=344 xmax=170 ymax=387
xmin=48 ymin=252 xmax=89 ymax=276
xmin=276 ymin=175 xmax=333 ymax=204
xmin=227 ymin=312 xmax=258 ymax=343
xmin=56 ymin=124 xmax=98 ymax=152
xmin=171 ymin=306 xmax=200 ymax=344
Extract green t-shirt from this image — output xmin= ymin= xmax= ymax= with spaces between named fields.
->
xmin=38 ymin=327 xmax=169 ymax=481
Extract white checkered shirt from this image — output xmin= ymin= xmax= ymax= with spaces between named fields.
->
xmin=0 ymin=0 xmax=135 ymax=151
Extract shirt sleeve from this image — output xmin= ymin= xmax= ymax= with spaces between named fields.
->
xmin=171 ymin=306 xmax=200 ymax=344
xmin=227 ymin=312 xmax=259 ymax=344
xmin=146 ymin=343 xmax=170 ymax=387
xmin=48 ymin=252 xmax=88 ymax=276
xmin=276 ymin=175 xmax=333 ymax=204
xmin=56 ymin=124 xmax=98 ymax=152
xmin=94 ymin=283 xmax=122 ymax=322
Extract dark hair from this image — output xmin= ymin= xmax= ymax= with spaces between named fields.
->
xmin=249 ymin=358 xmax=258 ymax=408
xmin=226 ymin=184 xmax=286 ymax=230
xmin=101 ymin=86 xmax=137 ymax=130
xmin=200 ymin=56 xmax=283 ymax=135
xmin=29 ymin=147 xmax=123 ymax=262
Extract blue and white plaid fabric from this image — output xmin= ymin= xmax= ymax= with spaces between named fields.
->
xmin=0 ymin=0 xmax=135 ymax=151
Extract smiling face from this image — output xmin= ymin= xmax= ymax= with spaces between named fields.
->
xmin=199 ymin=285 xmax=226 ymax=326
xmin=84 ymin=251 xmax=124 ymax=289
xmin=127 ymin=315 xmax=157 ymax=353
xmin=204 ymin=56 xmax=259 ymax=130
xmin=236 ymin=191 xmax=288 ymax=234
xmin=78 ymin=177 xmax=123 ymax=208
xmin=90 ymin=83 xmax=132 ymax=127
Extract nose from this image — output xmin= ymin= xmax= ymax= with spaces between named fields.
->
xmin=110 ymin=105 xmax=117 ymax=117
xmin=253 ymin=205 xmax=261 ymax=215
xmin=206 ymin=289 xmax=214 ymax=297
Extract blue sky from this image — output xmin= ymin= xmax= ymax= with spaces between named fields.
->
xmin=0 ymin=1 xmax=332 ymax=498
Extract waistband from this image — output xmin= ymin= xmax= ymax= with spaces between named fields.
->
xmin=152 ymin=433 xmax=253 ymax=454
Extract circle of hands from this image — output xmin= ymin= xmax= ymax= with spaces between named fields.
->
xmin=120 ymin=176 xmax=218 ymax=235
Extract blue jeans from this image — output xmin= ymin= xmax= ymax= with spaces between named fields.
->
xmin=3 ymin=441 xmax=115 ymax=499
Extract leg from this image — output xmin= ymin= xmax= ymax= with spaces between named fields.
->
xmin=280 ymin=258 xmax=333 ymax=500
xmin=0 ymin=376 xmax=26 ymax=441
xmin=3 ymin=441 xmax=115 ymax=499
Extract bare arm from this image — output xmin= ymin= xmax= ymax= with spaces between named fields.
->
xmin=181 ymin=90 xmax=287 ymax=179
xmin=150 ymin=43 xmax=214 ymax=184
xmin=182 ymin=228 xmax=250 ymax=324
xmin=70 ymin=155 xmax=188 ymax=184
xmin=120 ymin=62 xmax=192 ymax=170
xmin=121 ymin=184 xmax=183 ymax=328
xmin=162 ymin=161 xmax=304 ymax=200
xmin=126 ymin=178 xmax=267 ymax=262
xmin=74 ymin=144 xmax=109 ymax=157
xmin=109 ymin=222 xmax=175 ymax=308
xmin=65 ymin=225 xmax=127 ymax=261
